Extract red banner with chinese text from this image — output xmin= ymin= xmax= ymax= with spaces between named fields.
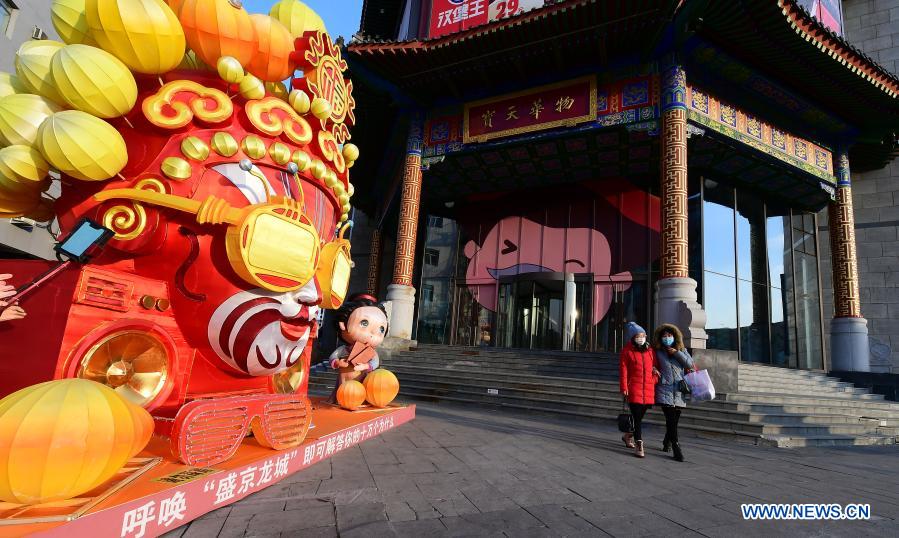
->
xmin=463 ymin=77 xmax=597 ymax=143
xmin=429 ymin=0 xmax=545 ymax=39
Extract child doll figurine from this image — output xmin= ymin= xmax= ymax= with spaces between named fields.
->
xmin=328 ymin=294 xmax=389 ymax=403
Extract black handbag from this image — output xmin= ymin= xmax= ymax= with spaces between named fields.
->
xmin=617 ymin=399 xmax=634 ymax=433
xmin=678 ymin=378 xmax=692 ymax=395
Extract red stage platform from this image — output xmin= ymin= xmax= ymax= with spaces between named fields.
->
xmin=0 ymin=401 xmax=415 ymax=538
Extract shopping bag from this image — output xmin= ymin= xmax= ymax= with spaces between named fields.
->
xmin=684 ymin=369 xmax=716 ymax=402
xmin=617 ymin=399 xmax=633 ymax=433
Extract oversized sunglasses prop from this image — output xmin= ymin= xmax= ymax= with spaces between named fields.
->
xmin=96 ymin=169 xmax=353 ymax=301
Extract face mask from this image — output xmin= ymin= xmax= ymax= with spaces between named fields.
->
xmin=662 ymin=336 xmax=675 ymax=347
xmin=634 ymin=336 xmax=646 ymax=346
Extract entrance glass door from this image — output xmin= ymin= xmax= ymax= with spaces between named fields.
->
xmin=495 ymin=273 xmax=592 ymax=351
xmin=591 ymin=281 xmax=648 ymax=352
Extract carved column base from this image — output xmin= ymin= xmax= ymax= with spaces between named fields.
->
xmin=654 ymin=277 xmax=707 ymax=350
xmin=830 ymin=317 xmax=870 ymax=372
xmin=385 ymin=283 xmax=417 ymax=341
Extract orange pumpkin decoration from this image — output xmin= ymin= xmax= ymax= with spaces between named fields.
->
xmin=363 ymin=369 xmax=399 ymax=408
xmin=246 ymin=14 xmax=295 ymax=82
xmin=336 ymin=380 xmax=365 ymax=411
xmin=178 ymin=0 xmax=257 ymax=67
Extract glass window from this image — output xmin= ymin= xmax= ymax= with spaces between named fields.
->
xmin=795 ymin=251 xmax=823 ymax=369
xmin=766 ymin=212 xmax=791 ymax=290
xmin=416 ymin=279 xmax=450 ymax=344
xmin=703 ymin=271 xmax=738 ymax=351
xmin=702 ymin=180 xmax=736 ymax=277
xmin=736 ymin=191 xmax=767 ymax=284
xmin=424 ymin=248 xmax=439 ymax=266
xmin=769 ymin=285 xmax=795 ymax=367
xmin=739 ymin=281 xmax=770 ymax=363
xmin=428 ymin=216 xmax=444 ymax=228
xmin=0 ymin=1 xmax=13 ymax=35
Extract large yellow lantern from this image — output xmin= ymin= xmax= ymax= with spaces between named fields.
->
xmin=0 ymin=93 xmax=61 ymax=147
xmin=0 ymin=379 xmax=153 ymax=505
xmin=86 ymin=0 xmax=185 ymax=74
xmin=37 ymin=110 xmax=128 ymax=181
xmin=0 ymin=145 xmax=50 ymax=194
xmin=0 ymin=72 xmax=25 ymax=97
xmin=14 ymin=40 xmax=66 ymax=104
xmin=51 ymin=0 xmax=98 ymax=45
xmin=51 ymin=44 xmax=138 ymax=118
xmin=269 ymin=0 xmax=326 ymax=38
xmin=179 ymin=0 xmax=257 ymax=67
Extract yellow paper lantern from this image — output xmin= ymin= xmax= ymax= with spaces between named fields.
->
xmin=342 ymin=143 xmax=359 ymax=163
xmin=216 ymin=55 xmax=244 ymax=84
xmin=363 ymin=369 xmax=399 ymax=408
xmin=0 ymin=94 xmax=61 ymax=147
xmin=51 ymin=0 xmax=98 ymax=45
xmin=0 ymin=145 xmax=50 ymax=194
xmin=0 ymin=379 xmax=153 ymax=505
xmin=37 ymin=110 xmax=128 ymax=181
xmin=0 ymin=72 xmax=26 ymax=98
xmin=86 ymin=0 xmax=186 ymax=74
xmin=51 ymin=44 xmax=138 ymax=118
xmin=14 ymin=41 xmax=66 ymax=104
xmin=269 ymin=0 xmax=326 ymax=38
xmin=179 ymin=0 xmax=257 ymax=67
xmin=246 ymin=14 xmax=295 ymax=82
xmin=310 ymin=97 xmax=330 ymax=120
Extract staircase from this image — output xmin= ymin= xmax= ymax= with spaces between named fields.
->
xmin=308 ymin=345 xmax=899 ymax=448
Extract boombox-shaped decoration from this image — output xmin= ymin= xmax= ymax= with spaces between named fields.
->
xmin=0 ymin=0 xmax=357 ymax=467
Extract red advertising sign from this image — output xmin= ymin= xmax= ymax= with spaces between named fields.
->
xmin=463 ymin=76 xmax=597 ymax=143
xmin=429 ymin=0 xmax=545 ymax=39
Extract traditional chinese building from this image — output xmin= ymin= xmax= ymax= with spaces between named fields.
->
xmin=343 ymin=0 xmax=899 ymax=374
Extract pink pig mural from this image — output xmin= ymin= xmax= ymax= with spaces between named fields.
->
xmin=459 ymin=179 xmax=661 ymax=326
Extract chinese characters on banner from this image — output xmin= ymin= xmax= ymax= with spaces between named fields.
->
xmin=429 ymin=0 xmax=546 ymax=38
xmin=118 ymin=413 xmax=401 ymax=538
xmin=464 ymin=77 xmax=597 ymax=143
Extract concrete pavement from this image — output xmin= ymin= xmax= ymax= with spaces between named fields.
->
xmin=163 ymin=401 xmax=899 ymax=537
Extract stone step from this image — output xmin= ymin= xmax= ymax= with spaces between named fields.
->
xmin=677 ymin=414 xmax=883 ymax=436
xmin=726 ymin=392 xmax=894 ymax=408
xmin=738 ymin=371 xmax=852 ymax=385
xmin=395 ymin=352 xmax=619 ymax=370
xmin=730 ymin=401 xmax=899 ymax=420
xmin=412 ymin=344 xmax=616 ymax=360
xmin=310 ymin=364 xmax=620 ymax=391
xmin=757 ymin=434 xmax=897 ymax=448
xmin=737 ymin=381 xmax=873 ymax=396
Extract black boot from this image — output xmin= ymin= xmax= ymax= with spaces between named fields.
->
xmin=662 ymin=435 xmax=671 ymax=452
xmin=672 ymin=442 xmax=684 ymax=462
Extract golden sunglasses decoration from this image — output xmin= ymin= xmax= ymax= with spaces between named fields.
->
xmin=95 ymin=170 xmax=353 ymax=302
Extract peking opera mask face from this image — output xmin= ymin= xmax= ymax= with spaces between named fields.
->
xmin=55 ymin=68 xmax=359 ymax=380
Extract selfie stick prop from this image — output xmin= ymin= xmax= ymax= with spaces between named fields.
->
xmin=1 ymin=218 xmax=114 ymax=310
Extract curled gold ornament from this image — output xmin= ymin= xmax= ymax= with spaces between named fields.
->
xmin=244 ymin=97 xmax=313 ymax=146
xmin=100 ymin=178 xmax=165 ymax=241
xmin=180 ymin=136 xmax=209 ymax=161
xmin=161 ymin=156 xmax=192 ymax=180
xmin=241 ymin=134 xmax=267 ymax=159
xmin=143 ymin=80 xmax=232 ymax=129
xmin=292 ymin=150 xmax=310 ymax=171
xmin=211 ymin=131 xmax=238 ymax=157
xmin=269 ymin=142 xmax=291 ymax=165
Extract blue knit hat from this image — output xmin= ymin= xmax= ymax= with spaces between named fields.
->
xmin=624 ymin=322 xmax=646 ymax=342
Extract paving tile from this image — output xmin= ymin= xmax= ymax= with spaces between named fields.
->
xmin=243 ymin=504 xmax=334 ymax=534
xmin=385 ymin=500 xmax=417 ymax=522
xmin=523 ymin=505 xmax=601 ymax=535
xmin=335 ymin=501 xmax=388 ymax=533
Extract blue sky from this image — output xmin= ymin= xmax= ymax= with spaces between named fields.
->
xmin=244 ymin=0 xmax=366 ymax=42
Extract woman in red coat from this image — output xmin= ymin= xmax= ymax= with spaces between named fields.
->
xmin=619 ymin=322 xmax=660 ymax=457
